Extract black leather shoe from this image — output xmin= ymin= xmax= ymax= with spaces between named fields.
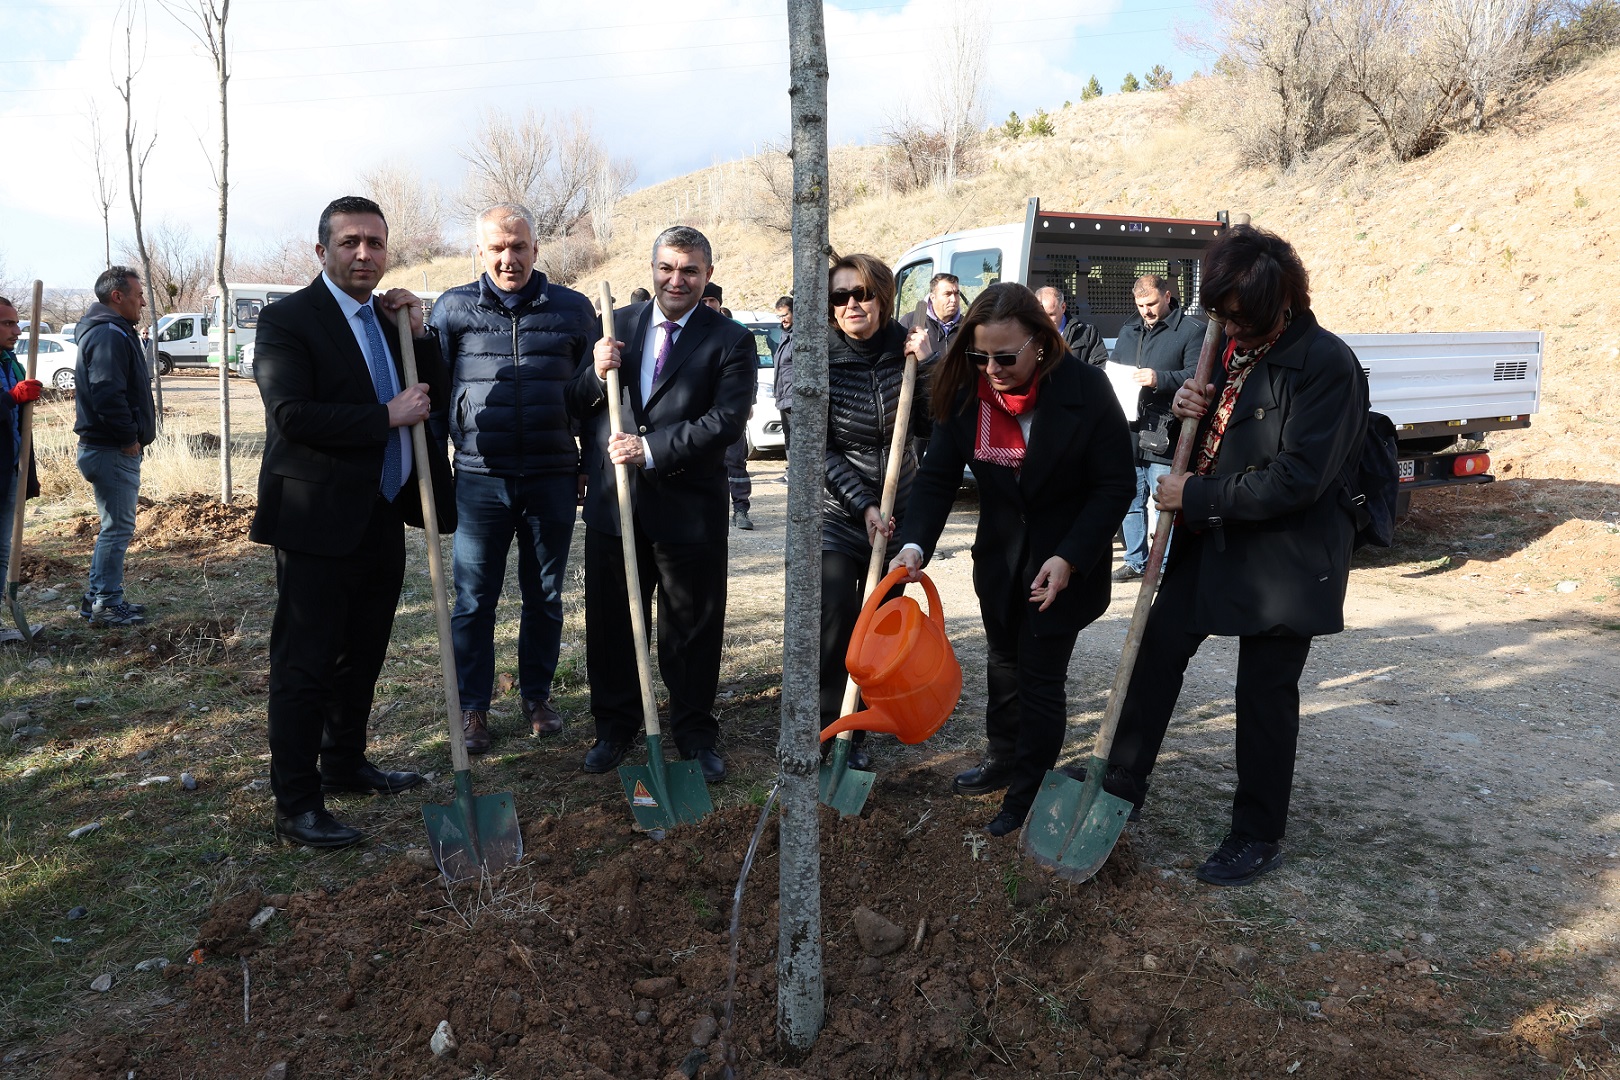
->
xmin=953 ymin=757 xmax=1013 ymax=796
xmin=320 ymin=763 xmax=425 ymax=796
xmin=1196 ymin=833 xmax=1284 ymax=887
xmin=687 ymin=748 xmax=727 ymax=784
xmin=1057 ymin=763 xmax=1148 ymax=821
xmin=274 ymin=809 xmax=363 ymax=848
xmin=582 ymin=739 xmax=631 ymax=774
xmin=847 ymin=746 xmax=873 ymax=771
xmin=985 ymin=808 xmax=1025 ymax=838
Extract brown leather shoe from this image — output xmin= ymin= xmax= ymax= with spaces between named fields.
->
xmin=462 ymin=710 xmax=492 ymax=754
xmin=524 ymin=697 xmax=563 ymax=738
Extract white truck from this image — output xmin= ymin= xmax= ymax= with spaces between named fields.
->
xmin=893 ymin=199 xmax=1542 ymax=512
xmin=153 ymin=312 xmax=213 ymax=374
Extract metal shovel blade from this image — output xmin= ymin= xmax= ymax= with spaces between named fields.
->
xmin=421 ymin=770 xmax=524 ymax=883
xmin=7 ymin=584 xmax=36 ymax=643
xmin=618 ymin=733 xmax=712 ymax=830
xmin=817 ymin=736 xmax=875 ymax=816
xmin=1020 ymin=757 xmax=1135 ymax=883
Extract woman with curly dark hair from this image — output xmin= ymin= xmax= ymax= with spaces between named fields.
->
xmin=892 ymin=282 xmax=1135 ymax=836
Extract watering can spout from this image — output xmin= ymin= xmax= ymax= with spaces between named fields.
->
xmin=820 ymin=709 xmax=891 ymax=743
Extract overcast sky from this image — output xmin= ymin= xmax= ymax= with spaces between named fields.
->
xmin=2 ymin=0 xmax=1205 ymax=292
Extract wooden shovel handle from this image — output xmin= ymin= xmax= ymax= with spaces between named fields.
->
xmin=7 ymin=280 xmax=43 ymax=590
xmin=396 ymin=307 xmax=468 ymax=773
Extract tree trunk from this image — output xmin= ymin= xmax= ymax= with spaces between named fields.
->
xmin=118 ymin=15 xmax=163 ymax=432
xmin=213 ymin=0 xmax=233 ymax=504
xmin=777 ymin=0 xmax=830 ymax=1053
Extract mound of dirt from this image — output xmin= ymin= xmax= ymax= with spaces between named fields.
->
xmin=96 ymin=771 xmax=1578 ymax=1080
xmin=132 ymin=493 xmax=256 ymax=553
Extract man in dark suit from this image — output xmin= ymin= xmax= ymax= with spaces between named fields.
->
xmin=565 ymin=226 xmax=756 ymax=783
xmin=251 ymin=195 xmax=456 ymax=849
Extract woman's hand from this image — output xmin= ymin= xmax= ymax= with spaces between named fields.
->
xmin=889 ymin=546 xmax=923 ymax=582
xmin=864 ymin=506 xmax=894 ymax=545
xmin=904 ymin=326 xmax=931 ymax=363
xmin=1029 ymin=556 xmax=1072 ymax=612
xmin=1172 ymin=378 xmax=1215 ymax=420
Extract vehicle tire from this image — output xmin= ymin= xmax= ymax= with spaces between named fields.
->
xmin=157 ymin=352 xmax=175 ymax=376
xmin=53 ymin=369 xmax=75 ymax=391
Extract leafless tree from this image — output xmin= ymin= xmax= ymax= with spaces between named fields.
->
xmin=458 ymin=108 xmax=628 ymax=250
xmin=112 ymin=0 xmax=163 ymax=422
xmin=927 ymin=0 xmax=988 ymax=189
xmin=226 ymin=230 xmax=317 ymax=284
xmin=358 ymin=161 xmax=447 ymax=268
xmin=85 ymin=101 xmax=121 ymax=271
xmin=778 ymin=0 xmax=830 ymax=1053
xmin=160 ymin=0 xmax=233 ymax=501
xmin=1434 ymin=0 xmax=1545 ymax=128
xmin=586 ymin=155 xmax=636 ymax=247
xmin=119 ymin=221 xmax=211 ymax=313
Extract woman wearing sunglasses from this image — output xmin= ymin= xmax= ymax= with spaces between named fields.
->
xmin=811 ymin=253 xmax=935 ymax=769
xmin=892 ymin=283 xmax=1136 ymax=836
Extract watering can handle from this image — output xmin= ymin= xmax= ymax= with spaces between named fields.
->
xmin=847 ymin=566 xmax=947 ymax=685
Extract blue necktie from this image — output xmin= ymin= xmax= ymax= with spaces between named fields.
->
xmin=356 ymin=305 xmax=404 ymax=502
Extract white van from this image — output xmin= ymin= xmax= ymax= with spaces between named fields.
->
xmin=154 ymin=312 xmax=213 ymax=374
xmin=207 ymin=284 xmax=443 ymax=375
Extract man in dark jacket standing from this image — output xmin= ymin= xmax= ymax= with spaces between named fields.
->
xmin=0 ymin=297 xmax=43 ymax=642
xmin=74 ymin=266 xmax=156 ymax=627
xmin=430 ymin=204 xmax=596 ymax=754
xmin=1035 ymin=286 xmax=1108 ymax=366
xmin=898 ymin=272 xmax=962 ymax=365
xmin=1110 ymin=274 xmax=1203 ymax=580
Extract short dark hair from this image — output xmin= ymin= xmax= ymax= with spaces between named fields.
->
xmin=630 ymin=287 xmax=651 ymax=303
xmin=931 ymin=283 xmax=1066 ymax=422
xmin=1198 ymin=224 xmax=1310 ymax=332
xmin=929 ymin=272 xmax=961 ymax=292
xmin=775 ymin=295 xmax=793 ymax=312
xmin=651 ymin=225 xmax=713 ymax=267
xmin=318 ymin=195 xmax=388 ymax=248
xmin=0 ymin=296 xmax=14 ymax=310
xmin=94 ymin=266 xmax=141 ymax=304
xmin=828 ymin=253 xmax=896 ymax=319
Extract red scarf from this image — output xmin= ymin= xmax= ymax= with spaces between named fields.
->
xmin=1195 ymin=319 xmax=1289 ymax=476
xmin=974 ymin=374 xmax=1039 ymax=470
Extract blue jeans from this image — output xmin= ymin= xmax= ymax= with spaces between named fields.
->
xmin=1121 ymin=462 xmax=1171 ymax=573
xmin=451 ymin=471 xmax=576 ymax=711
xmin=76 ymin=445 xmax=142 ymax=605
xmin=0 ymin=465 xmax=15 ymax=595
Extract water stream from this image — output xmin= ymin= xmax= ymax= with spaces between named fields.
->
xmin=717 ymin=780 xmax=780 ymax=1080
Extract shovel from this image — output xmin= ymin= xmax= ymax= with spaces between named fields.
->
xmin=1021 ymin=310 xmax=1227 ymax=883
xmin=5 ymin=280 xmax=44 ymax=642
xmin=818 ymin=348 xmax=920 ymax=815
xmin=598 ymin=284 xmax=712 ymax=830
xmin=398 ymin=308 xmax=523 ymax=882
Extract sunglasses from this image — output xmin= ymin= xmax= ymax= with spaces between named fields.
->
xmin=966 ymin=335 xmax=1034 ymax=368
xmin=829 ymin=286 xmax=877 ymax=309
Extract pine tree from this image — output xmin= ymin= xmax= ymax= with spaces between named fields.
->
xmin=1145 ymin=64 xmax=1174 ymax=91
xmin=1081 ymin=76 xmax=1103 ymax=101
xmin=1003 ymin=110 xmax=1024 ymax=138
xmin=1121 ymin=72 xmax=1141 ymax=93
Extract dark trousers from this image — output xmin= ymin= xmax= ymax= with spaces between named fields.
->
xmin=584 ymin=523 xmax=726 ymax=754
xmin=267 ymin=497 xmax=406 ymax=817
xmin=819 ymin=550 xmax=897 ymax=746
xmin=450 ymin=471 xmax=576 ymax=711
xmin=981 ymin=597 xmax=1080 ymax=819
xmin=724 ymin=435 xmax=751 ymax=513
xmin=1108 ymin=541 xmax=1313 ymax=842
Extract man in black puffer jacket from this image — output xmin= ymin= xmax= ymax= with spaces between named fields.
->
xmin=429 ymin=204 xmax=596 ymax=754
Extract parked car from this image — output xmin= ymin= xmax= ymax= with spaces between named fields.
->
xmin=734 ymin=313 xmax=785 ymax=457
xmin=19 ymin=320 xmax=54 ymax=336
xmin=27 ymin=334 xmax=79 ymax=390
xmin=61 ymin=322 xmax=78 ymax=342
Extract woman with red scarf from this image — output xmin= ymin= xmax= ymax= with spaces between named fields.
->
xmin=1103 ymin=224 xmax=1367 ymax=887
xmin=892 ymin=283 xmax=1135 ymax=836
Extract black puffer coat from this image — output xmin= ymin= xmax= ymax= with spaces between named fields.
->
xmin=429 ymin=273 xmax=596 ymax=478
xmin=822 ymin=321 xmax=931 ymax=560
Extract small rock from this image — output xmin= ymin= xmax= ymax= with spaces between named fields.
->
xmin=1382 ymin=949 xmax=1406 ymax=964
xmin=634 ymin=1009 xmax=652 ymax=1025
xmin=968 ymin=970 xmax=988 ymax=991
xmin=66 ymin=906 xmax=88 ymax=921
xmin=1142 ymin=953 xmax=1160 ymax=970
xmin=68 ymin=822 xmax=101 ymax=840
xmin=264 ymin=1062 xmax=288 ymax=1080
xmin=27 ymin=657 xmax=51 ymax=671
xmin=429 ymin=1019 xmax=457 ymax=1057
xmin=631 ymin=976 xmax=679 ymax=999
xmin=34 ymin=587 xmax=61 ymax=602
xmin=20 ymin=766 xmax=39 ymax=778
xmin=690 ymin=1015 xmax=717 ymax=1047
xmin=242 ymin=778 xmax=270 ymax=792
xmin=181 ymin=772 xmax=197 ymax=791
xmin=135 ymin=958 xmax=169 ymax=973
xmin=1224 ymin=944 xmax=1260 ymax=976
xmin=136 ymin=750 xmax=154 ymax=763
xmin=404 ymin=848 xmax=437 ymax=870
xmin=1308 ymin=942 xmax=1322 ymax=952
xmin=52 ymin=936 xmax=73 ymax=944
xmin=74 ymin=698 xmax=96 ymax=711
xmin=90 ymin=973 xmax=113 ymax=992
xmin=137 ymin=775 xmax=173 ymax=786
xmin=248 ymin=906 xmax=277 ymax=932
xmin=0 ymin=710 xmax=27 ymax=733
xmin=1319 ymin=995 xmax=1349 ymax=1018
xmin=851 ymin=905 xmax=907 ymax=957
xmin=1555 ymin=580 xmax=1578 ymax=593
xmin=679 ymin=1048 xmax=708 ymax=1078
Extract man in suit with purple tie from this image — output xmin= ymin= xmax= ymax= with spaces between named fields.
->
xmin=565 ymin=226 xmax=756 ymax=783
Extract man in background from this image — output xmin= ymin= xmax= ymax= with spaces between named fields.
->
xmin=1035 ymin=285 xmax=1108 ymax=366
xmin=0 ymin=297 xmax=43 ymax=643
xmin=704 ymin=281 xmax=756 ymax=530
xmin=899 ymin=272 xmax=962 ymax=366
xmin=74 ymin=267 xmax=156 ymax=627
xmin=431 ymin=203 xmax=596 ymax=754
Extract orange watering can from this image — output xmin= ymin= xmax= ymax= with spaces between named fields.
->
xmin=820 ymin=566 xmax=962 ymax=745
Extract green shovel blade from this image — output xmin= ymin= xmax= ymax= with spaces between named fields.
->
xmin=817 ymin=737 xmax=875 ymax=816
xmin=421 ymin=770 xmax=523 ymax=883
xmin=1020 ymin=759 xmax=1134 ymax=883
xmin=619 ymin=733 xmax=712 ymax=830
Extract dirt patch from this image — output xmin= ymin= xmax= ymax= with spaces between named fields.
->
xmin=15 ymin=552 xmax=78 ymax=585
xmin=131 ymin=493 xmax=256 ymax=553
xmin=38 ymin=781 xmax=1597 ymax=1079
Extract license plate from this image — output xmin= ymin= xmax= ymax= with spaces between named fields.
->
xmin=1397 ymin=459 xmax=1415 ymax=481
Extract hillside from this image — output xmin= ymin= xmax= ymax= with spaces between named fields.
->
xmin=387 ymin=52 xmax=1620 ymax=482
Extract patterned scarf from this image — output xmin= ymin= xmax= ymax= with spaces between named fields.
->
xmin=1195 ymin=317 xmax=1290 ymax=476
xmin=974 ymin=373 xmax=1039 ymax=471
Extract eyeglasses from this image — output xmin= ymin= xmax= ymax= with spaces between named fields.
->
xmin=966 ymin=335 xmax=1034 ymax=368
xmin=829 ymin=286 xmax=877 ymax=309
xmin=1208 ymin=307 xmax=1255 ymax=332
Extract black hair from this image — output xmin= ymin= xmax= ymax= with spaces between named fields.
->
xmin=94 ymin=266 xmax=141 ymax=304
xmin=1198 ymin=224 xmax=1310 ymax=332
xmin=318 ymin=196 xmax=388 ymax=247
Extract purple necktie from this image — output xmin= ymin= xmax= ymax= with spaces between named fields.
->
xmin=652 ymin=320 xmax=679 ymax=383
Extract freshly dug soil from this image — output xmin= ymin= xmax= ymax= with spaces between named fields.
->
xmin=132 ymin=494 xmax=254 ymax=553
xmin=58 ymin=765 xmax=1588 ymax=1080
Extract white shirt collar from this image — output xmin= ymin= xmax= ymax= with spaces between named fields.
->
xmin=321 ymin=272 xmax=373 ymax=321
xmin=653 ymin=302 xmax=699 ymax=331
